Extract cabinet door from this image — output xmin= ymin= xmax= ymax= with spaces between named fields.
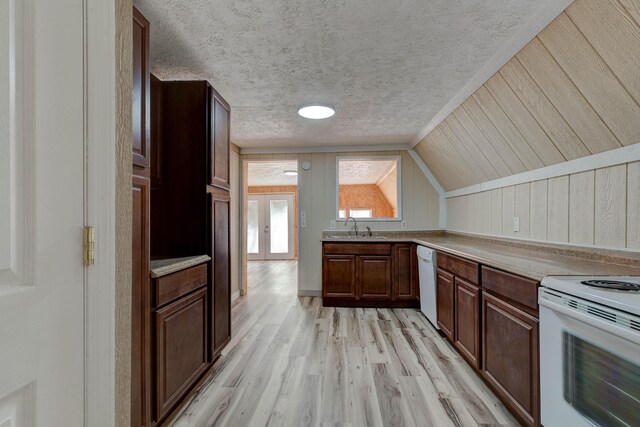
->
xmin=209 ymin=88 xmax=230 ymax=190
xmin=209 ymin=189 xmax=231 ymax=359
xmin=323 ymin=255 xmax=357 ymax=298
xmin=358 ymin=256 xmax=392 ymax=299
xmin=454 ymin=277 xmax=481 ymax=369
xmin=482 ymin=292 xmax=539 ymax=427
xmin=132 ymin=7 xmax=150 ymax=167
xmin=132 ymin=173 xmax=151 ymax=427
xmin=393 ymin=244 xmax=418 ymax=300
xmin=436 ymin=268 xmax=455 ymax=340
xmin=155 ymin=288 xmax=209 ymax=421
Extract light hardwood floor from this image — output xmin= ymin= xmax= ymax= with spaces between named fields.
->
xmin=168 ymin=261 xmax=519 ymax=427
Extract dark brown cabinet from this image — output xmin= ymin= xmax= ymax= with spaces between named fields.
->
xmin=132 ymin=8 xmax=150 ymax=168
xmin=322 ymin=242 xmax=419 ymax=308
xmin=454 ymin=277 xmax=480 ymax=369
xmin=323 ymin=255 xmax=357 ymax=298
xmin=132 ymin=7 xmax=152 ymax=426
xmin=150 ymin=74 xmax=163 ymax=189
xmin=132 ymin=173 xmax=151 ymax=427
xmin=393 ymin=244 xmax=419 ymax=300
xmin=436 ymin=268 xmax=455 ymax=340
xmin=209 ymin=188 xmax=231 ymax=359
xmin=155 ymin=287 xmax=209 ymax=420
xmin=210 ymin=89 xmax=231 ymax=190
xmin=482 ymin=292 xmax=539 ymax=427
xmin=358 ymin=256 xmax=392 ymax=299
xmin=436 ymin=251 xmax=541 ymax=427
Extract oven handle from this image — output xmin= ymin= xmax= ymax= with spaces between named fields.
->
xmin=539 ymin=293 xmax=640 ymax=345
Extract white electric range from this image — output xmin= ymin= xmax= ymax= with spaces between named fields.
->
xmin=539 ymin=276 xmax=640 ymax=427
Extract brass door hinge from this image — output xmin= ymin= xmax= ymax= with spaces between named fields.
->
xmin=83 ymin=226 xmax=95 ymax=266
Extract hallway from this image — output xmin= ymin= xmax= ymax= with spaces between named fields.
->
xmin=168 ymin=261 xmax=517 ymax=426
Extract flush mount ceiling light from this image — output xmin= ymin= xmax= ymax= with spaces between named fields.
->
xmin=297 ymin=103 xmax=335 ymax=119
xmin=283 ymin=170 xmax=298 ymax=176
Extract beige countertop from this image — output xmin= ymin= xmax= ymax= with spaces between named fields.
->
xmin=150 ymin=255 xmax=211 ymax=278
xmin=321 ymin=231 xmax=640 ymax=281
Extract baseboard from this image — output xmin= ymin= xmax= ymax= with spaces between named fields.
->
xmin=297 ymin=290 xmax=321 ymax=297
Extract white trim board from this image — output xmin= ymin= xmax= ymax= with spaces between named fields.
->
xmin=411 ymin=0 xmax=574 ymax=147
xmin=407 ymin=149 xmax=447 ymax=229
xmin=446 ymin=144 xmax=640 ymax=198
xmin=84 ymin=0 xmax=117 ymax=425
xmin=240 ymin=143 xmax=411 ymax=155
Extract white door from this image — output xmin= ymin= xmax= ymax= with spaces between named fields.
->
xmin=0 ymin=0 xmax=85 ymax=425
xmin=247 ymin=194 xmax=295 ymax=260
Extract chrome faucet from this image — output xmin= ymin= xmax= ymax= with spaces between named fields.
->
xmin=366 ymin=226 xmax=372 ymax=237
xmin=345 ymin=216 xmax=358 ymax=236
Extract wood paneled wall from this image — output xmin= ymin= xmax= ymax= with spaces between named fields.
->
xmin=338 ymin=184 xmax=395 ymax=218
xmin=241 ymin=150 xmax=440 ymax=292
xmin=415 ymin=0 xmax=640 ymax=191
xmin=447 ymin=161 xmax=640 ymax=250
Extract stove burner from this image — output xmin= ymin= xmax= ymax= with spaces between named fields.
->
xmin=581 ymin=279 xmax=640 ymax=291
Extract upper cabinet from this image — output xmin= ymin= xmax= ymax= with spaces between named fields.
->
xmin=209 ymin=87 xmax=231 ymax=190
xmin=132 ymin=8 xmax=150 ymax=168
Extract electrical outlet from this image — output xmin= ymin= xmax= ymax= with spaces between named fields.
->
xmin=401 ymin=220 xmax=407 ymax=229
xmin=330 ymin=220 xmax=336 ymax=229
xmin=513 ymin=217 xmax=520 ymax=233
xmin=301 ymin=219 xmax=307 ymax=228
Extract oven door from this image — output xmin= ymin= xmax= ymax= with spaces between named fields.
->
xmin=539 ymin=288 xmax=640 ymax=427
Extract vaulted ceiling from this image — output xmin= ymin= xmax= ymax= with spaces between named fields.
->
xmin=415 ymin=0 xmax=640 ymax=191
xmin=134 ymin=0 xmax=561 ymax=148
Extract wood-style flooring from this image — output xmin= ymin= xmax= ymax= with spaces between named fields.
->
xmin=168 ymin=260 xmax=519 ymax=427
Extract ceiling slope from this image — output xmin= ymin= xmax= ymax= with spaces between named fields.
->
xmin=415 ymin=0 xmax=640 ymax=191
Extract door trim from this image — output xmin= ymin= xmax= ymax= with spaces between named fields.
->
xmin=85 ymin=0 xmax=119 ymax=425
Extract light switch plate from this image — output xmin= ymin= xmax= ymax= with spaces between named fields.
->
xmin=300 ymin=210 xmax=307 ymax=220
xmin=401 ymin=220 xmax=407 ymax=229
xmin=330 ymin=220 xmax=336 ymax=229
xmin=513 ymin=217 xmax=520 ymax=232
xmin=301 ymin=219 xmax=307 ymax=228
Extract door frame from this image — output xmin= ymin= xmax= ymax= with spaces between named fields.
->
xmin=85 ymin=0 xmax=122 ymax=425
xmin=241 ymin=159 xmax=299 ymax=295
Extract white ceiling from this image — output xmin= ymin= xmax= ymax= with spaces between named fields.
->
xmin=247 ymin=160 xmax=298 ymax=186
xmin=134 ymin=0 xmax=555 ymax=148
xmin=339 ymin=159 xmax=396 ymax=185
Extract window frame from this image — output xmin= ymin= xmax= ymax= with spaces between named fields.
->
xmin=335 ymin=155 xmax=402 ymax=222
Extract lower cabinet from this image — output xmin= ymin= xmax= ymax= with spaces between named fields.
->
xmin=358 ymin=256 xmax=392 ymax=299
xmin=454 ymin=277 xmax=480 ymax=369
xmin=322 ymin=243 xmax=418 ymax=307
xmin=155 ymin=287 xmax=209 ymax=420
xmin=436 ymin=268 xmax=455 ymax=340
xmin=482 ymin=292 xmax=539 ymax=427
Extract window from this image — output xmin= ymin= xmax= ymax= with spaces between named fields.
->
xmin=336 ymin=156 xmax=401 ymax=221
xmin=348 ymin=209 xmax=373 ymax=219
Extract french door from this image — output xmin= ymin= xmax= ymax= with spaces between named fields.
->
xmin=247 ymin=194 xmax=295 ymax=260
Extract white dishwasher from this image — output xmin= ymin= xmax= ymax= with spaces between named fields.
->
xmin=417 ymin=246 xmax=439 ymax=329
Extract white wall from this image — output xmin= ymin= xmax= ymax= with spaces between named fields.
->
xmin=241 ymin=150 xmax=440 ymax=293
xmin=447 ymin=161 xmax=640 ymax=251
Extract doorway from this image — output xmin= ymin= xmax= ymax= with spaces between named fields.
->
xmin=248 ymin=194 xmax=296 ymax=260
xmin=244 ymin=160 xmax=299 ymax=293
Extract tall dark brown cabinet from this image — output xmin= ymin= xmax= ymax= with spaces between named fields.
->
xmin=151 ymin=81 xmax=232 ymax=361
xmin=132 ymin=6 xmax=152 ymax=427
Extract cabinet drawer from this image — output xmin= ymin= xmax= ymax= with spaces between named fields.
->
xmin=154 ymin=263 xmax=208 ymax=307
xmin=438 ymin=252 xmax=479 ymax=284
xmin=323 ymin=243 xmax=391 ymax=256
xmin=481 ymin=266 xmax=538 ymax=314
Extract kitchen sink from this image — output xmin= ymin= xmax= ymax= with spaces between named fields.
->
xmin=326 ymin=235 xmax=388 ymax=240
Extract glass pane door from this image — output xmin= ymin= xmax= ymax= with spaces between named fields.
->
xmin=247 ymin=199 xmax=260 ymax=254
xmin=269 ymin=199 xmax=289 ymax=254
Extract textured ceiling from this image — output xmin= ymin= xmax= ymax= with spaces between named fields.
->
xmin=339 ymin=159 xmax=397 ymax=185
xmin=134 ymin=0 xmax=548 ymax=148
xmin=247 ymin=160 xmax=299 ymax=186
